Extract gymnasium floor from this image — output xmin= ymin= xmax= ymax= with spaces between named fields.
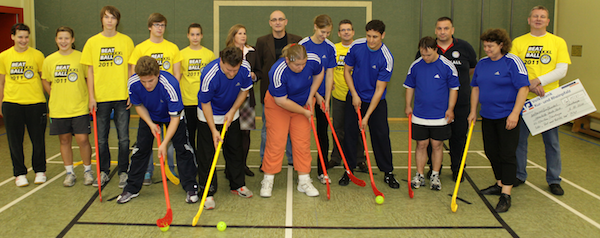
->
xmin=1 ymin=118 xmax=599 ymax=237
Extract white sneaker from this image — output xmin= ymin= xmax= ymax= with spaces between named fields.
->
xmin=317 ymin=174 xmax=331 ymax=185
xmin=63 ymin=173 xmax=77 ymax=187
xmin=118 ymin=173 xmax=128 ymax=189
xmin=260 ymin=178 xmax=274 ymax=198
xmin=204 ymin=196 xmax=215 ymax=210
xmin=231 ymin=186 xmax=253 ymax=198
xmin=34 ymin=172 xmax=47 ymax=184
xmin=430 ymin=174 xmax=442 ymax=191
xmin=83 ymin=170 xmax=94 ymax=186
xmin=298 ymin=178 xmax=319 ymax=197
xmin=15 ymin=175 xmax=29 ymax=187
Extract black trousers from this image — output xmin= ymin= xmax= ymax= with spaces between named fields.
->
xmin=3 ymin=102 xmax=47 ymax=176
xmin=184 ymin=106 xmax=199 ymax=153
xmin=481 ymin=116 xmax=520 ymax=185
xmin=315 ymin=107 xmax=329 ymax=175
xmin=241 ymin=130 xmax=251 ymax=166
xmin=197 ymin=119 xmax=245 ymax=196
xmin=343 ymin=94 xmax=393 ymax=173
xmin=124 ymin=117 xmax=198 ymax=194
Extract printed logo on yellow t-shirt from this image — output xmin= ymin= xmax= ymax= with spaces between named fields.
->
xmin=10 ymin=61 xmax=35 ymax=80
xmin=53 ymin=64 xmax=80 ymax=83
xmin=99 ymin=47 xmax=124 ymax=66
xmin=150 ymin=53 xmax=171 ymax=70
xmin=186 ymin=58 xmax=202 ymax=77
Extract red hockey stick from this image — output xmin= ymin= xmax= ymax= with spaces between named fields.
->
xmin=155 ymin=126 xmax=172 ymax=229
xmin=91 ymin=110 xmax=102 ymax=202
xmin=356 ymin=108 xmax=384 ymax=198
xmin=310 ymin=105 xmax=331 ymax=200
xmin=321 ymin=102 xmax=365 ymax=187
xmin=407 ymin=114 xmax=414 ymax=198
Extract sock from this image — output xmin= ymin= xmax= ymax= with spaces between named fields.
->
xmin=83 ymin=164 xmax=92 ymax=172
xmin=416 ymin=172 xmax=423 ymax=177
xmin=65 ymin=165 xmax=74 ymax=174
xmin=264 ymin=174 xmax=274 ymax=181
xmin=298 ymin=174 xmax=309 ymax=181
xmin=432 ymin=171 xmax=439 ymax=177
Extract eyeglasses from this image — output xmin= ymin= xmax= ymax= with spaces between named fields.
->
xmin=153 ymin=23 xmax=166 ymax=28
xmin=270 ymin=18 xmax=286 ymax=22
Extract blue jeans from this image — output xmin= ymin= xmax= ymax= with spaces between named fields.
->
xmin=96 ymin=101 xmax=130 ymax=174
xmin=145 ymin=123 xmax=176 ymax=176
xmin=260 ymin=104 xmax=293 ymax=164
xmin=516 ymin=118 xmax=562 ymax=184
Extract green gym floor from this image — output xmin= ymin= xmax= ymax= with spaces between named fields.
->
xmin=1 ymin=118 xmax=600 ymax=238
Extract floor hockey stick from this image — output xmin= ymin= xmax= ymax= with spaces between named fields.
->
xmin=310 ymin=106 xmax=331 ymax=200
xmin=451 ymin=121 xmax=475 ymax=212
xmin=155 ymin=125 xmax=173 ymax=228
xmin=192 ymin=121 xmax=228 ymax=226
xmin=162 ymin=125 xmax=180 ymax=185
xmin=321 ymin=102 xmax=365 ymax=187
xmin=408 ymin=114 xmax=414 ymax=198
xmin=356 ymin=108 xmax=384 ymax=198
xmin=91 ymin=110 xmax=102 ymax=202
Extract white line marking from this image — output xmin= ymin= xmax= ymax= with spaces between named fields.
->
xmin=285 ymin=165 xmax=293 ymax=238
xmin=527 ymin=160 xmax=600 ymax=201
xmin=0 ymin=152 xmax=62 ymax=187
xmin=526 ymin=180 xmax=600 ymax=230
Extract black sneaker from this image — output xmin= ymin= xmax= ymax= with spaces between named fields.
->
xmin=339 ymin=172 xmax=350 ymax=186
xmin=116 ymin=191 xmax=139 ymax=204
xmin=513 ymin=178 xmax=525 ymax=187
xmin=495 ymin=193 xmax=511 ymax=213
xmin=384 ymin=172 xmax=400 ymax=189
xmin=549 ymin=184 xmax=564 ymax=195
xmin=357 ymin=161 xmax=369 ymax=173
xmin=480 ymin=184 xmax=502 ymax=195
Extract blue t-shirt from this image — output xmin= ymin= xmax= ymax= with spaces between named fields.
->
xmin=299 ymin=37 xmax=336 ymax=96
xmin=268 ymin=54 xmax=323 ymax=106
xmin=344 ymin=38 xmax=394 ymax=102
xmin=198 ymin=58 xmax=253 ymax=117
xmin=471 ymin=53 xmax=530 ymax=119
xmin=404 ymin=55 xmax=460 ymax=120
xmin=128 ymin=70 xmax=183 ymax=123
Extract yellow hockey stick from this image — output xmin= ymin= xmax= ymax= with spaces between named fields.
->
xmin=162 ymin=124 xmax=180 ymax=185
xmin=451 ymin=121 xmax=475 ymax=212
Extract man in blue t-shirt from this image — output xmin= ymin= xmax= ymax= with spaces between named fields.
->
xmin=341 ymin=20 xmax=399 ymax=188
xmin=117 ymin=56 xmax=199 ymax=204
xmin=405 ymin=36 xmax=459 ymax=191
xmin=197 ymin=47 xmax=254 ymax=210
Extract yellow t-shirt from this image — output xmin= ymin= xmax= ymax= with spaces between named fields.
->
xmin=42 ymin=50 xmax=88 ymax=118
xmin=510 ymin=32 xmax=571 ymax=99
xmin=332 ymin=42 xmax=351 ymax=101
xmin=0 ymin=46 xmax=46 ymax=104
xmin=80 ymin=32 xmax=134 ymax=102
xmin=180 ymin=46 xmax=215 ymax=106
xmin=129 ymin=39 xmax=182 ymax=75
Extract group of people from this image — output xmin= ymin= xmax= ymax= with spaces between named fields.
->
xmin=0 ymin=5 xmax=569 ymax=213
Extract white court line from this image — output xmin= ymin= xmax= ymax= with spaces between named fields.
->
xmin=285 ymin=165 xmax=293 ymax=238
xmin=526 ymin=181 xmax=600 ymax=230
xmin=246 ymin=149 xmax=485 ymax=154
xmin=0 ymin=152 xmax=62 ymax=187
xmin=526 ymin=160 xmax=600 ymax=202
xmin=0 ymin=169 xmax=72 ymax=214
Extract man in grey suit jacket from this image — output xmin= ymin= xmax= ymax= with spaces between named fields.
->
xmin=255 ymin=10 xmax=302 ymax=168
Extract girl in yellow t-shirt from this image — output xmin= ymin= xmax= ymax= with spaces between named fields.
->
xmin=42 ymin=27 xmax=93 ymax=187
xmin=0 ymin=23 xmax=47 ymax=187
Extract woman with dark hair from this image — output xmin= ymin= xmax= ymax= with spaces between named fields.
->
xmin=468 ymin=28 xmax=530 ymax=213
xmin=42 ymin=27 xmax=93 ymax=187
xmin=0 ymin=23 xmax=47 ymax=187
xmin=260 ymin=44 xmax=324 ymax=198
xmin=226 ymin=24 xmax=257 ymax=177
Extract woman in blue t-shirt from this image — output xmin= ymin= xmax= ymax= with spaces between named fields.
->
xmin=260 ymin=44 xmax=324 ymax=198
xmin=468 ymin=28 xmax=530 ymax=213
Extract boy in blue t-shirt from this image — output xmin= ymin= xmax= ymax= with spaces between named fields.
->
xmin=197 ymin=47 xmax=254 ymax=210
xmin=404 ymin=36 xmax=459 ymax=191
xmin=341 ymin=20 xmax=399 ymax=188
xmin=117 ymin=56 xmax=199 ymax=204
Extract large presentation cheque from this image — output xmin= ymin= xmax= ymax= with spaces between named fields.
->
xmin=522 ymin=79 xmax=596 ymax=136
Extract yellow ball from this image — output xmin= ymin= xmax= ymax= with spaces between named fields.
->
xmin=375 ymin=195 xmax=384 ymax=204
xmin=159 ymin=225 xmax=169 ymax=232
xmin=217 ymin=221 xmax=227 ymax=231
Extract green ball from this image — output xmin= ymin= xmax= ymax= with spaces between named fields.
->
xmin=217 ymin=221 xmax=227 ymax=231
xmin=375 ymin=195 xmax=384 ymax=204
xmin=159 ymin=225 xmax=169 ymax=232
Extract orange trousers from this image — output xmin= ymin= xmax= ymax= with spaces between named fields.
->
xmin=263 ymin=92 xmax=312 ymax=174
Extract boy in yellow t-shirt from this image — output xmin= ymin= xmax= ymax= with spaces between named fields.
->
xmin=0 ymin=23 xmax=47 ymax=187
xmin=80 ymin=6 xmax=134 ymax=188
xmin=42 ymin=27 xmax=93 ymax=187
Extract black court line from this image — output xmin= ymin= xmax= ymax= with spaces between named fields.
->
xmin=57 ymin=169 xmax=119 ymax=238
xmin=464 ymin=172 xmax=519 ymax=238
xmin=76 ymin=221 xmax=504 ymax=230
